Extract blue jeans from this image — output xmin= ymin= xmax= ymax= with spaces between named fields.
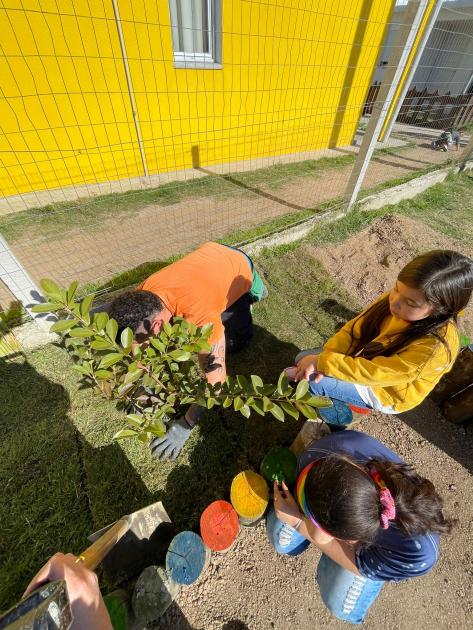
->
xmin=266 ymin=509 xmax=384 ymax=624
xmin=295 ymin=349 xmax=371 ymax=427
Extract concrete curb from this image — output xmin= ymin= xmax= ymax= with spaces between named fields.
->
xmin=359 ymin=160 xmax=473 ymax=212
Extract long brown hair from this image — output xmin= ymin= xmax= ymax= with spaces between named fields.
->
xmin=305 ymin=454 xmax=454 ymax=544
xmin=347 ymin=250 xmax=473 ymax=361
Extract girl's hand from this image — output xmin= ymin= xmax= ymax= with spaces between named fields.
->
xmin=273 ymin=481 xmax=303 ymax=528
xmin=295 ymin=354 xmax=319 ymax=381
xmin=24 ymin=553 xmax=113 ymax=630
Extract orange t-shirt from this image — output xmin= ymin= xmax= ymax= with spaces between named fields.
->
xmin=139 ymin=242 xmax=253 ymax=344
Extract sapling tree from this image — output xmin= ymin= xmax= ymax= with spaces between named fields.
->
xmin=33 ymin=279 xmax=332 ymax=445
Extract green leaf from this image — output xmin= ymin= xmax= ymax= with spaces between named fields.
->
xmin=295 ymin=380 xmax=309 ymax=399
xmin=117 ymin=383 xmax=135 ymax=398
xmin=112 ymin=429 xmax=138 ymax=440
xmin=249 ymin=398 xmax=265 ymax=416
xmin=168 ymin=350 xmax=192 ymax=362
xmin=197 ymin=340 xmax=212 ymax=352
xmin=137 ymin=433 xmax=149 ymax=443
xmin=124 ymin=369 xmax=143 ymax=384
xmin=236 ymin=375 xmax=251 ymax=392
xmin=121 ymin=327 xmax=133 ymax=349
xmin=80 ymin=294 xmax=94 ymax=321
xmin=72 ymin=364 xmax=91 ymax=376
xmin=162 ymin=321 xmax=172 ymax=337
xmin=269 ymin=403 xmax=285 ymax=422
xmin=148 ymin=422 xmax=166 ymax=437
xmin=50 ymin=319 xmax=78 ymax=333
xmin=239 ymin=404 xmax=251 ymax=419
xmin=95 ymin=369 xmax=113 ymax=379
xmin=31 ymin=302 xmax=62 ymax=313
xmin=280 ymin=401 xmax=300 ymax=420
xmin=150 ymin=338 xmax=165 ymax=352
xmin=295 ymin=401 xmax=318 ymax=420
xmin=126 ymin=414 xmax=145 ymax=428
xmin=303 ymin=395 xmax=333 ymax=408
xmin=90 ymin=339 xmax=113 ymax=350
xmin=206 ymin=397 xmax=217 ymax=409
xmin=66 ymin=281 xmax=79 ymax=307
xmin=40 ymin=278 xmax=62 ymax=299
xmin=200 ymin=323 xmax=213 ymax=337
xmin=233 ymin=396 xmax=244 ymax=411
xmin=277 ymin=371 xmax=291 ymax=396
xmin=94 ymin=312 xmax=109 ymax=331
xmin=99 ymin=352 xmax=123 ymax=369
xmin=69 ymin=327 xmax=95 ymax=338
xmin=250 ymin=374 xmax=264 ymax=392
xmin=222 ymin=396 xmax=232 ymax=408
xmin=262 ymin=396 xmax=273 ymax=412
xmin=106 ymin=319 xmax=118 ymax=342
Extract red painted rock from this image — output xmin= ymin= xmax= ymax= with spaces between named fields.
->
xmin=200 ymin=500 xmax=239 ymax=552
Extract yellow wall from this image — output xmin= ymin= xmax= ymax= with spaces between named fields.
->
xmin=0 ymin=0 xmax=394 ymax=198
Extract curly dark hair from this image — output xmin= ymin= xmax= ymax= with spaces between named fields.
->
xmin=109 ymin=290 xmax=164 ymax=334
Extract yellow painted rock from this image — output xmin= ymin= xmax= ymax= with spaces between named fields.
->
xmin=230 ymin=470 xmax=269 ymax=522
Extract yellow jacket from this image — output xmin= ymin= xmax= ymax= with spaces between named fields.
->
xmin=317 ymin=298 xmax=460 ymax=412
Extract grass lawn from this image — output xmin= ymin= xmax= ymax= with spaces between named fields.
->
xmin=0 ymin=245 xmax=358 ymax=609
xmin=1 ymin=172 xmax=471 ymax=609
xmin=0 ymin=141 xmax=419 ymax=245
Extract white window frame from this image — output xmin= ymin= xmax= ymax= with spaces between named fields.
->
xmin=169 ymin=0 xmax=222 ymax=69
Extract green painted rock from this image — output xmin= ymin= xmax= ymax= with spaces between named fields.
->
xmin=260 ymin=447 xmax=298 ymax=485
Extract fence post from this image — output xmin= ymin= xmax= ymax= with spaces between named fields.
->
xmin=458 ymin=134 xmax=473 ymax=169
xmin=112 ymin=0 xmax=149 ymax=178
xmin=343 ymin=0 xmax=431 ymax=212
xmin=381 ymin=0 xmax=444 ymax=142
xmin=0 ymin=235 xmax=55 ymax=330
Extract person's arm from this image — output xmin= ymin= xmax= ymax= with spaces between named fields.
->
xmin=23 ymin=553 xmax=112 ymax=630
xmin=274 ymin=482 xmax=360 ymax=575
xmin=198 ymin=333 xmax=227 ymax=386
xmin=318 ymin=337 xmax=441 ymax=387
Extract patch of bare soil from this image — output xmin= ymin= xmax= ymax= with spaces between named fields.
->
xmin=310 ymin=214 xmax=473 ymax=335
xmin=151 ymin=403 xmax=473 ymax=630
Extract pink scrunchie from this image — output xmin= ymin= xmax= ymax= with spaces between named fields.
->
xmin=370 ymin=467 xmax=396 ymax=529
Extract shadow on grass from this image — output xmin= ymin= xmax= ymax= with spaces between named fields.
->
xmin=0 ymin=357 xmax=88 ymax=609
xmin=158 ymin=325 xmax=302 ymax=532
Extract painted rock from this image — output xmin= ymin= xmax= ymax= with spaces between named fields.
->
xmin=230 ymin=470 xmax=269 ymax=526
xmin=200 ymin=500 xmax=239 ymax=552
xmin=260 ymin=447 xmax=298 ymax=485
xmin=166 ymin=531 xmax=210 ymax=585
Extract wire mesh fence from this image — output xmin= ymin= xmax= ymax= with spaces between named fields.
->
xmin=0 ymin=0 xmax=472 ymax=319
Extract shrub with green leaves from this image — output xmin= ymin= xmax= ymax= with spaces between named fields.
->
xmin=33 ymin=279 xmax=332 ymax=445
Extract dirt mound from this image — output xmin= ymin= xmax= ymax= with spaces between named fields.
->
xmin=311 ymin=214 xmax=473 ymax=334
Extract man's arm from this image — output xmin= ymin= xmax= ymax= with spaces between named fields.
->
xmin=198 ymin=334 xmax=227 ymax=386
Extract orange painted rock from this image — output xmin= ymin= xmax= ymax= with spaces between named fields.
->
xmin=200 ymin=500 xmax=239 ymax=552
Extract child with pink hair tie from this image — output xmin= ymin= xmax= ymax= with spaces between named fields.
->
xmin=267 ymin=430 xmax=454 ymax=624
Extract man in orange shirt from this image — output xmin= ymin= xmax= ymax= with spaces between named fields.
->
xmin=109 ymin=242 xmax=267 ymax=460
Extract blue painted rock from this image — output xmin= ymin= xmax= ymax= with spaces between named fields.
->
xmin=166 ymin=531 xmax=210 ymax=585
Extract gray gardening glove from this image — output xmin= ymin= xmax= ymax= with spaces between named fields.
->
xmin=150 ymin=415 xmax=193 ymax=461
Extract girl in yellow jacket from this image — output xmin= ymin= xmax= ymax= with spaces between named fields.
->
xmin=289 ymin=250 xmax=473 ymax=430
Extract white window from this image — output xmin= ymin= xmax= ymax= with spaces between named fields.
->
xmin=169 ymin=0 xmax=222 ymax=68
